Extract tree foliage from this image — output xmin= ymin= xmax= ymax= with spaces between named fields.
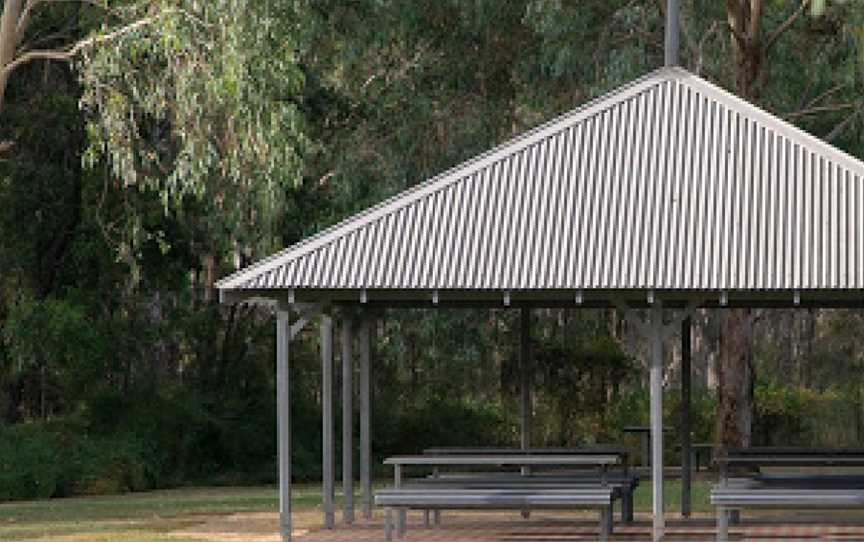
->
xmin=78 ymin=0 xmax=310 ymax=257
xmin=2 ymin=0 xmax=864 ymax=501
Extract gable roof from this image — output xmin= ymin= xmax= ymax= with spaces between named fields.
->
xmin=218 ymin=67 xmax=864 ymax=302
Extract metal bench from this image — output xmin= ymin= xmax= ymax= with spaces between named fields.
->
xmin=413 ymin=472 xmax=638 ymax=522
xmin=726 ymin=473 xmax=864 ymax=489
xmin=712 ymin=448 xmax=864 ymax=541
xmin=375 ymin=487 xmax=618 ymax=540
xmin=711 ymin=487 xmax=864 ymax=541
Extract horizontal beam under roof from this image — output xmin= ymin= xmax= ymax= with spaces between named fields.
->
xmin=220 ymin=287 xmax=864 ymax=309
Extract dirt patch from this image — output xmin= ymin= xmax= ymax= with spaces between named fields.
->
xmin=169 ymin=510 xmax=324 ymax=542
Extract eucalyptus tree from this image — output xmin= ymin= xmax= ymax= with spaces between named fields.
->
xmin=676 ymin=0 xmax=864 ymax=452
xmin=0 ymin=0 xmax=174 ymax=122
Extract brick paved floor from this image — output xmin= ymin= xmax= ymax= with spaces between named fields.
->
xmin=297 ymin=511 xmax=864 ymax=542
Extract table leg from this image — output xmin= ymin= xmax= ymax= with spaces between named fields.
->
xmin=394 ymin=465 xmax=406 ymax=535
xmin=716 ymin=505 xmax=728 ymax=541
xmin=643 ymin=433 xmax=651 ymax=467
xmin=396 ymin=508 xmax=406 ymax=538
xmin=385 ymin=508 xmax=394 ymax=542
xmin=599 ymin=507 xmax=611 ymax=540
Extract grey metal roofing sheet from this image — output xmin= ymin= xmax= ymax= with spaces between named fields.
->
xmin=217 ymin=67 xmax=864 ymax=295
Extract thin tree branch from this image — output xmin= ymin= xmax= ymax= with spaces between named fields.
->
xmin=825 ymin=105 xmax=864 ymax=143
xmin=765 ymin=0 xmax=811 ymax=52
xmin=785 ymin=102 xmax=856 ymax=120
xmin=17 ymin=0 xmax=120 ymax=40
xmin=803 ymin=83 xmax=846 ymax=111
xmin=3 ymin=11 xmax=166 ymax=79
xmin=696 ymin=20 xmax=723 ymax=75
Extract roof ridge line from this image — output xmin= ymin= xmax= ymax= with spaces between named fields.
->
xmin=676 ymin=71 xmax=864 ymax=178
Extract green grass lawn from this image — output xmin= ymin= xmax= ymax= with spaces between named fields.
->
xmin=0 ymin=486 xmax=282 ymax=542
xmin=0 ymin=480 xmax=715 ymax=542
xmin=632 ymin=479 xmax=713 ymax=515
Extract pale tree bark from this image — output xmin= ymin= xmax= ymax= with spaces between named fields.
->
xmin=0 ymin=0 xmax=170 ymax=119
xmin=0 ymin=0 xmax=23 ymax=115
xmin=725 ymin=0 xmax=811 ymax=99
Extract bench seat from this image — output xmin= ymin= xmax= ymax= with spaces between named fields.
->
xmin=711 ymin=487 xmax=864 ymax=541
xmin=411 ymin=473 xmax=637 ymax=522
xmin=725 ymin=474 xmax=864 ymax=489
xmin=375 ymin=487 xmax=617 ymax=540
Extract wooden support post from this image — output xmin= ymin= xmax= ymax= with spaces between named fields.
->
xmin=342 ymin=317 xmax=355 ymax=524
xmin=276 ymin=310 xmax=291 ymax=542
xmin=650 ymin=304 xmax=665 ymax=542
xmin=359 ymin=317 xmax=372 ymax=521
xmin=681 ymin=316 xmax=692 ymax=518
xmin=321 ymin=315 xmax=335 ymax=528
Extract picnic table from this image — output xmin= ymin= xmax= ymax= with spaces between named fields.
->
xmin=377 ymin=452 xmax=624 ymax=540
xmin=674 ymin=442 xmax=714 ymax=471
xmin=711 ymin=447 xmax=864 ymax=541
xmin=622 ymin=426 xmax=671 ymax=467
xmin=385 ymin=453 xmax=621 ymax=484
xmin=422 ymin=446 xmax=631 ymax=474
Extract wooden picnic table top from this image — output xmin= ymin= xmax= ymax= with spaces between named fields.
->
xmin=384 ymin=454 xmax=620 ymax=467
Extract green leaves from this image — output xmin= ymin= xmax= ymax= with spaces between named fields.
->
xmin=79 ymin=0 xmax=312 ymax=256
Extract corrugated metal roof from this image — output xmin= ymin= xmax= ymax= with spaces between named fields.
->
xmin=218 ymin=67 xmax=864 ymax=298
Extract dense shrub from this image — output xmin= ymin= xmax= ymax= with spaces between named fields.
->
xmin=373 ymin=398 xmax=511 ymax=457
xmin=533 ymin=336 xmax=638 ymax=445
xmin=753 ymin=383 xmax=847 ymax=446
xmin=0 ymin=421 xmax=151 ymax=500
xmin=0 ymin=424 xmax=63 ymax=499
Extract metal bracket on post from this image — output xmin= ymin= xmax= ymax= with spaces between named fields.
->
xmin=290 ymin=303 xmax=322 ymax=340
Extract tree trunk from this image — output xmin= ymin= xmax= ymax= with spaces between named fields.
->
xmin=714 ymin=309 xmax=754 ymax=453
xmin=0 ymin=0 xmax=24 ymax=115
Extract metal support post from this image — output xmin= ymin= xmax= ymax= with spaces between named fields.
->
xmin=321 ymin=315 xmax=335 ymax=528
xmin=665 ymin=0 xmax=680 ymax=66
xmin=650 ymin=304 xmax=665 ymax=542
xmin=395 ymin=465 xmax=405 ymax=535
xmin=359 ymin=317 xmax=372 ymax=521
xmin=342 ymin=317 xmax=355 ymax=524
xmin=681 ymin=316 xmax=692 ymax=518
xmin=520 ymin=308 xmax=532 ymax=454
xmin=520 ymin=308 xmax=532 ymax=520
xmin=276 ymin=310 xmax=291 ymax=541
